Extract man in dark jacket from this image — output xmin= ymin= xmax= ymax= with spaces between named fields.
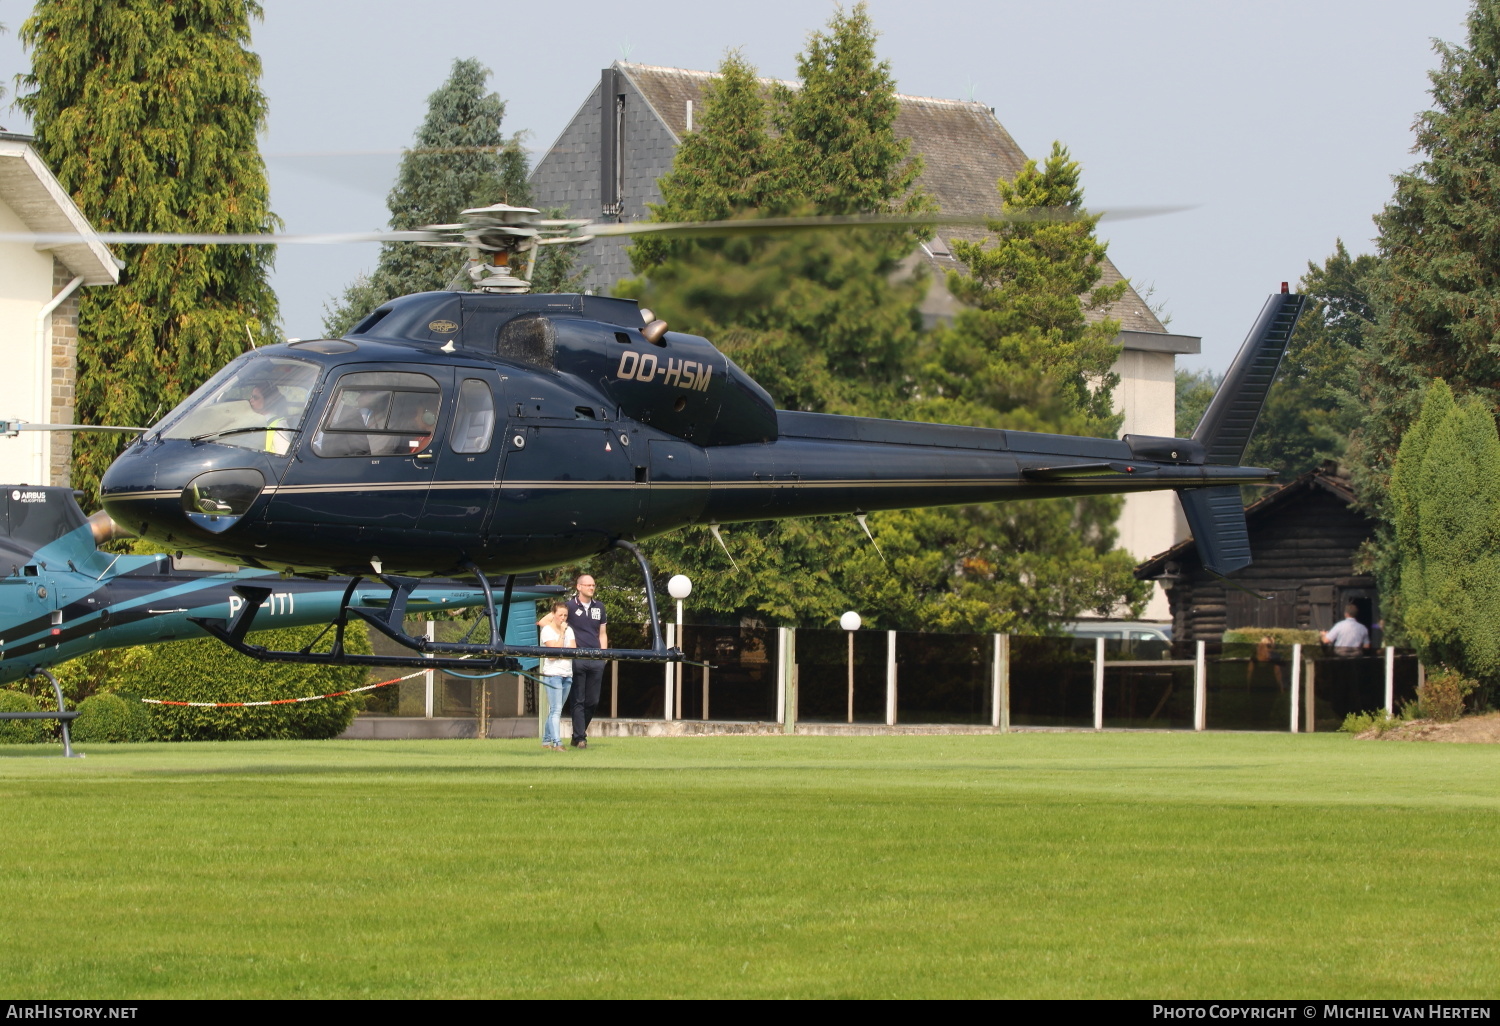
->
xmin=565 ymin=574 xmax=608 ymax=748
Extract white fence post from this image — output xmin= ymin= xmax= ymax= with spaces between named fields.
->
xmin=1290 ymin=643 xmax=1302 ymax=733
xmin=664 ymin=623 xmax=675 ymax=721
xmin=776 ymin=627 xmax=789 ymax=731
xmin=993 ymin=634 xmax=1009 ymax=731
xmin=1384 ymin=646 xmax=1395 ymax=715
xmin=424 ymin=619 xmax=436 ymax=719
xmin=1194 ymin=640 xmax=1207 ymax=731
xmin=1093 ymin=636 xmax=1105 ymax=731
xmin=886 ymin=630 xmax=898 ymax=726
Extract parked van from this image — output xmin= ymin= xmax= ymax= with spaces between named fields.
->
xmin=1062 ymin=621 xmax=1174 ymax=659
xmin=1062 ymin=621 xmax=1173 ymax=644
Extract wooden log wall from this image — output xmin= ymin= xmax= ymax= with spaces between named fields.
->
xmin=1168 ymin=488 xmax=1375 ymax=643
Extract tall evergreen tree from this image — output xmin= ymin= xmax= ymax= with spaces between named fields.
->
xmin=1355 ymin=1 xmax=1500 ymax=500
xmin=18 ymin=0 xmax=279 ymax=506
xmin=323 ymin=58 xmax=530 ymax=336
xmin=1389 ymin=379 xmax=1500 ymax=701
xmin=1243 ymin=241 xmax=1376 ymax=481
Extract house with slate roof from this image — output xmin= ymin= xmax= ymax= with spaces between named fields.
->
xmin=531 ymin=63 xmax=1199 ymax=618
xmin=0 ymin=132 xmax=119 ymax=488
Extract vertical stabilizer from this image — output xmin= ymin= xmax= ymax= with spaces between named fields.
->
xmin=1177 ymin=291 xmax=1308 ymax=576
xmin=1193 ymin=291 xmax=1307 ymax=466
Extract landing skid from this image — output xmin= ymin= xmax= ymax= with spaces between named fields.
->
xmin=190 ymin=539 xmax=684 ymax=671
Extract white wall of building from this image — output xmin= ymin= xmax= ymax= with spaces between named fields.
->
xmin=1112 ymin=346 xmax=1187 ymax=621
xmin=0 ymin=199 xmax=57 ymax=486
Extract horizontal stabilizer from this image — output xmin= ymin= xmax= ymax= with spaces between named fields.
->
xmin=1193 ymin=292 xmax=1307 ymax=465
xmin=1023 ymin=462 xmax=1140 ymax=480
xmin=1178 ymin=486 xmax=1252 ymax=576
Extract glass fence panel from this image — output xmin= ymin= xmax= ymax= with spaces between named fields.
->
xmin=896 ymin=632 xmax=991 ymax=725
xmin=1307 ymin=654 xmax=1393 ymax=731
xmin=681 ymin=625 xmax=780 ymax=722
xmin=1007 ymin=636 xmax=1094 ymax=728
xmin=1102 ymin=664 xmax=1195 ymax=729
xmin=1206 ymin=642 xmax=1289 ymax=731
xmin=795 ymin=628 xmax=887 ymax=724
xmin=607 ymin=622 xmax=667 ymax=719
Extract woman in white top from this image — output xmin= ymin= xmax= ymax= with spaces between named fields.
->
xmin=538 ymin=601 xmax=575 ymax=750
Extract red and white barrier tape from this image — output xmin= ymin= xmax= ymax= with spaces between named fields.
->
xmin=140 ymin=668 xmax=429 ymax=708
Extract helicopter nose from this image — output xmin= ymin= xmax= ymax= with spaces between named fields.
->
xmin=101 ymin=448 xmax=267 ymax=543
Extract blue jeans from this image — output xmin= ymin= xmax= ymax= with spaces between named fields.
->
xmin=542 ymin=675 xmax=572 ymax=746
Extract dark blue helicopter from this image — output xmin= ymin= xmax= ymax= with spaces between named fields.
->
xmin=15 ymin=204 xmax=1300 ymax=671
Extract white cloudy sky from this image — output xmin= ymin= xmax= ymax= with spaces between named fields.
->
xmin=0 ymin=0 xmax=1476 ymax=370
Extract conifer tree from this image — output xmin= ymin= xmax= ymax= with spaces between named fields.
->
xmin=1389 ymin=379 xmax=1500 ymax=701
xmin=18 ymin=0 xmax=279 ymax=506
xmin=1355 ymin=1 xmax=1500 ymax=498
xmin=324 ymin=58 xmax=530 ymax=336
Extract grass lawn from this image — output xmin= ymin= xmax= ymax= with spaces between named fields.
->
xmin=1 ymin=731 xmax=1497 ymax=999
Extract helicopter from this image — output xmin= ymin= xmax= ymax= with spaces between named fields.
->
xmin=0 ymin=482 xmax=551 ymax=685
xmin=15 ymin=205 xmax=1304 ymax=670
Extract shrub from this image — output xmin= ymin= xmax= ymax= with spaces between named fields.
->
xmin=1416 ymin=668 xmax=1474 ymax=723
xmin=1223 ymin=628 xmax=1323 ymax=647
xmin=72 ymin=693 xmax=151 ymax=743
xmin=1339 ymin=709 xmax=1403 ymax=736
xmin=0 ymin=690 xmax=48 ymax=745
xmin=101 ymin=624 xmax=373 ymax=741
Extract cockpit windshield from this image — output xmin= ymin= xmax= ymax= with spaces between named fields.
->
xmin=158 ymin=357 xmax=321 ymax=454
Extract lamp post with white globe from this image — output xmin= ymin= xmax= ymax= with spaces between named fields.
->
xmin=666 ymin=575 xmax=692 ymax=720
xmin=841 ymin=611 xmax=861 ymax=724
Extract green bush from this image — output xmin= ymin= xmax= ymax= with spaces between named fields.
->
xmin=1339 ymin=708 xmax=1405 ymax=736
xmin=0 ymin=690 xmax=48 ymax=744
xmin=99 ymin=624 xmax=373 ymax=742
xmin=1417 ymin=668 xmax=1474 ymax=723
xmin=1223 ymin=628 xmax=1324 ymax=647
xmin=72 ymin=693 xmax=151 ymax=743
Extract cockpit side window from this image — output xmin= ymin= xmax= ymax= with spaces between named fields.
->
xmin=158 ymin=357 xmax=320 ymax=454
xmin=312 ymin=371 xmax=442 ymax=458
xmin=449 ymin=378 xmax=495 ymax=454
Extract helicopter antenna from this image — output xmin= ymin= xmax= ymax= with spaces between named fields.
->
xmin=854 ymin=514 xmax=888 ymax=566
xmin=707 ymin=524 xmax=739 ymax=571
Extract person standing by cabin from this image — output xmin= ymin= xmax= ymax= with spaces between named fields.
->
xmin=538 ymin=601 xmax=575 ymax=751
xmin=1322 ymin=604 xmax=1370 ymax=656
xmin=566 ymin=574 xmax=608 ymax=748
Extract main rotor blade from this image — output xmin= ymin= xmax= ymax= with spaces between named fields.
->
xmin=578 ymin=205 xmax=1193 ymax=240
xmin=0 ymin=230 xmax=439 ymax=247
xmin=2 ymin=421 xmax=146 ymax=435
xmin=0 ymin=205 xmax=1190 ymax=249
